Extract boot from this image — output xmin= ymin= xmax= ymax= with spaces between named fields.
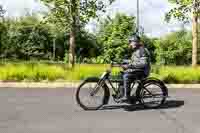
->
xmin=119 ymin=95 xmax=128 ymax=102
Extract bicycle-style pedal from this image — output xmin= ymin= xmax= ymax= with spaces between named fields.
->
xmin=112 ymin=94 xmax=123 ymax=103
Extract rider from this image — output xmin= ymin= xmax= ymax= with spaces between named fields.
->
xmin=120 ymin=35 xmax=151 ymax=101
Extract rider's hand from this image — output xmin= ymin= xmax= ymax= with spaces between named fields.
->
xmin=122 ymin=65 xmax=128 ymax=70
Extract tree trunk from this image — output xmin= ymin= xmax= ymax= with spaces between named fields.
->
xmin=53 ymin=37 xmax=56 ymax=61
xmin=192 ymin=0 xmax=198 ymax=67
xmin=69 ymin=0 xmax=77 ymax=68
xmin=69 ymin=27 xmax=76 ymax=68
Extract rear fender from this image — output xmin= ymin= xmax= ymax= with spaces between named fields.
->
xmin=142 ymin=77 xmax=168 ymax=96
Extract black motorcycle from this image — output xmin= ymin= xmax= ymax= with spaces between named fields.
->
xmin=76 ymin=62 xmax=168 ymax=110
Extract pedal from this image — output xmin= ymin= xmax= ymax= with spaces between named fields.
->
xmin=112 ymin=94 xmax=118 ymax=99
xmin=112 ymin=94 xmax=123 ymax=103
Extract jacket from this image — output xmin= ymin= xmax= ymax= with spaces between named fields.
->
xmin=126 ymin=46 xmax=151 ymax=76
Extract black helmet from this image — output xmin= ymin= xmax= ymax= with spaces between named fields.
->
xmin=128 ymin=35 xmax=141 ymax=43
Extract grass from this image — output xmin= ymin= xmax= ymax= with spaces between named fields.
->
xmin=0 ymin=61 xmax=200 ymax=84
xmin=0 ymin=63 xmax=66 ymax=81
xmin=157 ymin=66 xmax=200 ymax=84
xmin=0 ymin=62 xmax=118 ymax=82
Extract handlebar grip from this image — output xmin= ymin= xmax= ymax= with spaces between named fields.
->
xmin=111 ymin=61 xmax=122 ymax=67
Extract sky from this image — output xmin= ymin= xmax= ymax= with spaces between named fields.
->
xmin=0 ymin=0 xmax=46 ymax=16
xmin=0 ymin=0 xmax=189 ymax=37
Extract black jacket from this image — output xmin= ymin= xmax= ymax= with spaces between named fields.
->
xmin=126 ymin=46 xmax=151 ymax=76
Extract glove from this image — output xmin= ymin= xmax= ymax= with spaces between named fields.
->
xmin=122 ymin=65 xmax=129 ymax=70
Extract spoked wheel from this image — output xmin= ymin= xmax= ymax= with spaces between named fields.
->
xmin=137 ymin=80 xmax=168 ymax=108
xmin=76 ymin=78 xmax=109 ymax=110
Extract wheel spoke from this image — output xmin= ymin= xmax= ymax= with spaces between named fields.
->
xmin=143 ymin=94 xmax=163 ymax=99
xmin=76 ymin=80 xmax=106 ymax=110
xmin=143 ymin=87 xmax=154 ymax=96
xmin=90 ymin=82 xmax=103 ymax=96
xmin=140 ymin=81 xmax=166 ymax=108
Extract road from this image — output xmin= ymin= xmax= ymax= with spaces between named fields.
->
xmin=0 ymin=87 xmax=199 ymax=133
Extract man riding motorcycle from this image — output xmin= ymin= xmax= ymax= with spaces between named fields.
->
xmin=120 ymin=35 xmax=151 ymax=101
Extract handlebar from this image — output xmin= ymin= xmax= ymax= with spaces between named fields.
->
xmin=107 ymin=61 xmax=125 ymax=73
xmin=111 ymin=61 xmax=122 ymax=67
xmin=111 ymin=60 xmax=129 ymax=67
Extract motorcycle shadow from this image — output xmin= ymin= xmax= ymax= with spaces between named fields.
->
xmin=101 ymin=100 xmax=184 ymax=112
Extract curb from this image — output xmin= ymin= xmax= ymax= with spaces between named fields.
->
xmin=0 ymin=82 xmax=81 ymax=88
xmin=166 ymin=84 xmax=200 ymax=89
xmin=0 ymin=82 xmax=200 ymax=89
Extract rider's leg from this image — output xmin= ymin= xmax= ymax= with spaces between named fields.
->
xmin=121 ymin=72 xmax=130 ymax=100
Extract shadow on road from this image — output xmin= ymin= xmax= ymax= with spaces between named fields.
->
xmin=101 ymin=100 xmax=184 ymax=112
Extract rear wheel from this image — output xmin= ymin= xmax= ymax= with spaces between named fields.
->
xmin=76 ymin=78 xmax=109 ymax=110
xmin=137 ymin=80 xmax=167 ymax=108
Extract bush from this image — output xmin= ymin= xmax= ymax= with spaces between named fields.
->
xmin=0 ymin=62 xmax=199 ymax=84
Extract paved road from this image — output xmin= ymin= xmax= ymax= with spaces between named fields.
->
xmin=0 ymin=87 xmax=199 ymax=133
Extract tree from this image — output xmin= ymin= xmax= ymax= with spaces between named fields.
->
xmin=97 ymin=13 xmax=136 ymax=63
xmin=0 ymin=5 xmax=6 ymax=56
xmin=155 ymin=30 xmax=192 ymax=65
xmin=0 ymin=5 xmax=5 ymax=20
xmin=140 ymin=35 xmax=157 ymax=63
xmin=96 ymin=13 xmax=157 ymax=64
xmin=14 ymin=17 xmax=53 ymax=60
xmin=41 ymin=0 xmax=115 ymax=67
xmin=192 ymin=0 xmax=199 ymax=67
xmin=0 ymin=16 xmax=54 ymax=60
xmin=166 ymin=0 xmax=199 ymax=67
xmin=76 ymin=30 xmax=100 ymax=59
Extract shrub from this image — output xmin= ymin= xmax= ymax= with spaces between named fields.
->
xmin=0 ymin=62 xmax=199 ymax=84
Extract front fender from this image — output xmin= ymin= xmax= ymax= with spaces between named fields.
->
xmin=85 ymin=77 xmax=100 ymax=82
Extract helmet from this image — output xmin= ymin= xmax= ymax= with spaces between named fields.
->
xmin=128 ymin=35 xmax=141 ymax=43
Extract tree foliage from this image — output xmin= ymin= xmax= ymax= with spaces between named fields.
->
xmin=155 ymin=30 xmax=192 ymax=65
xmin=0 ymin=4 xmax=196 ymax=66
xmin=41 ymin=0 xmax=114 ymax=27
xmin=165 ymin=0 xmax=199 ymax=22
xmin=95 ymin=13 xmax=157 ymax=64
xmin=0 ymin=16 xmax=53 ymax=59
xmin=0 ymin=15 xmax=100 ymax=61
xmin=41 ymin=0 xmax=115 ymax=67
xmin=96 ymin=13 xmax=136 ymax=63
xmin=0 ymin=5 xmax=5 ymax=19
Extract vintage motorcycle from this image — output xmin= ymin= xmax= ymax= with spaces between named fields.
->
xmin=75 ymin=61 xmax=168 ymax=110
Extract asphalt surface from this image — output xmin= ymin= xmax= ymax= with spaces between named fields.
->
xmin=0 ymin=87 xmax=199 ymax=133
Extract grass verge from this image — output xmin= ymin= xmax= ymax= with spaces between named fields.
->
xmin=0 ymin=62 xmax=199 ymax=84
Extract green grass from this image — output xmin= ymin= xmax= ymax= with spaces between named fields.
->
xmin=0 ymin=62 xmax=200 ymax=84
xmin=157 ymin=66 xmax=200 ymax=84
xmin=0 ymin=62 xmax=120 ymax=82
xmin=65 ymin=64 xmax=121 ymax=80
xmin=0 ymin=63 xmax=66 ymax=81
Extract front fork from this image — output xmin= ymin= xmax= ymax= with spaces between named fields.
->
xmin=90 ymin=78 xmax=105 ymax=96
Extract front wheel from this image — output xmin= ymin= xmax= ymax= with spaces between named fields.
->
xmin=76 ymin=77 xmax=110 ymax=110
xmin=136 ymin=79 xmax=168 ymax=108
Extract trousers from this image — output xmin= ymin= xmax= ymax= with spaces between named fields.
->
xmin=122 ymin=70 xmax=146 ymax=97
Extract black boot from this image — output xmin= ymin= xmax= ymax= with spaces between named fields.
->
xmin=119 ymin=95 xmax=128 ymax=102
